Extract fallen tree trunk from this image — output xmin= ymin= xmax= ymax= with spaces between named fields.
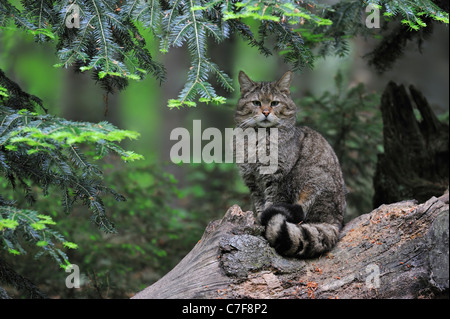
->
xmin=132 ymin=194 xmax=449 ymax=299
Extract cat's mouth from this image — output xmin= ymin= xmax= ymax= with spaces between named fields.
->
xmin=257 ymin=118 xmax=277 ymax=127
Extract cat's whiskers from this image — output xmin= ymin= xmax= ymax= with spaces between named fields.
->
xmin=238 ymin=116 xmax=257 ymax=129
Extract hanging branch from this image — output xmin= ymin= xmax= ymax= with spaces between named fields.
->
xmin=1 ymin=0 xmax=446 ymax=107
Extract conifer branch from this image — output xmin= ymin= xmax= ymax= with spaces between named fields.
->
xmin=0 ymin=0 xmax=448 ymax=104
xmin=0 ymin=69 xmax=143 ymax=268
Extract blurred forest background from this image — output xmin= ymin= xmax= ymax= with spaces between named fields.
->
xmin=0 ymin=0 xmax=448 ymax=298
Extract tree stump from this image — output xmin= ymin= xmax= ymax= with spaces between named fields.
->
xmin=373 ymin=82 xmax=449 ymax=207
xmin=132 ymin=193 xmax=449 ymax=299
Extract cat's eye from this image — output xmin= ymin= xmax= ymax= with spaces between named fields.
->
xmin=271 ymin=101 xmax=280 ymax=107
xmin=252 ymin=100 xmax=261 ymax=106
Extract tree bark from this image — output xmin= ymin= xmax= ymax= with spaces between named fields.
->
xmin=132 ymin=193 xmax=449 ymax=299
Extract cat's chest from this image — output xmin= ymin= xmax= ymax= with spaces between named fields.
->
xmin=237 ymin=132 xmax=299 ymax=178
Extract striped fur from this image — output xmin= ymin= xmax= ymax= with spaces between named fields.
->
xmin=236 ymin=71 xmax=346 ymax=258
xmin=260 ymin=206 xmax=340 ymax=257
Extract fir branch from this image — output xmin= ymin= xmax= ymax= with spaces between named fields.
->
xmin=54 ymin=0 xmax=165 ymax=93
xmin=0 ymin=71 xmax=143 ymax=239
xmin=0 ymin=258 xmax=47 ymax=298
xmin=1 ymin=0 xmax=448 ymax=105
xmin=124 ymin=0 xmax=162 ymax=33
xmin=0 ymin=205 xmax=77 ymax=266
xmin=20 ymin=0 xmax=56 ymax=41
xmin=0 ymin=69 xmax=46 ymax=113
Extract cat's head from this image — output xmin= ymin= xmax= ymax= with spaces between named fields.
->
xmin=235 ymin=71 xmax=297 ymax=129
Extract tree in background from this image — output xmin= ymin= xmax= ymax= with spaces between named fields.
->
xmin=0 ymin=0 xmax=448 ymax=298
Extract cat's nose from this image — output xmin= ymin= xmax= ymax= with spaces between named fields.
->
xmin=262 ymin=109 xmax=270 ymax=117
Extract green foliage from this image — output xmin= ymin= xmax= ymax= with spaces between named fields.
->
xmin=0 ymin=205 xmax=77 ymax=267
xmin=0 ymin=69 xmax=46 ymax=112
xmin=1 ymin=0 xmax=447 ymax=107
xmin=376 ymin=0 xmax=448 ymax=29
xmin=1 ymin=107 xmax=142 ymax=161
xmin=0 ymin=68 xmax=143 ymax=277
xmin=181 ymin=162 xmax=250 ymax=214
xmin=0 ymin=160 xmax=243 ymax=298
xmin=56 ymin=163 xmax=192 ymax=298
xmin=363 ymin=0 xmax=449 ymax=72
xmin=299 ymin=71 xmax=382 ymax=218
xmin=0 ymin=0 xmax=447 ymax=299
xmin=0 ymin=105 xmax=142 ymax=233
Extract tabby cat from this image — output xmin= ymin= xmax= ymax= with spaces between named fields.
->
xmin=235 ymin=70 xmax=346 ymax=258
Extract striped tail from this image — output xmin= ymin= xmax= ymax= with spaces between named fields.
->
xmin=260 ymin=204 xmax=340 ymax=258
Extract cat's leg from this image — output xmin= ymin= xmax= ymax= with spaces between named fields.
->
xmin=260 ymin=185 xmax=317 ymax=225
xmin=260 ymin=172 xmax=284 ymax=210
xmin=251 ymin=192 xmax=266 ymax=216
xmin=238 ymin=165 xmax=266 ymax=215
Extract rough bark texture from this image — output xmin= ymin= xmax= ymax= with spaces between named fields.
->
xmin=373 ymin=82 xmax=449 ymax=207
xmin=132 ymin=193 xmax=449 ymax=299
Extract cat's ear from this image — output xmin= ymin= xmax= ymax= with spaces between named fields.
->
xmin=276 ymin=71 xmax=293 ymax=94
xmin=238 ymin=71 xmax=255 ymax=93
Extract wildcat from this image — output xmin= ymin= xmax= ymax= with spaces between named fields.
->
xmin=235 ymin=70 xmax=346 ymax=258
